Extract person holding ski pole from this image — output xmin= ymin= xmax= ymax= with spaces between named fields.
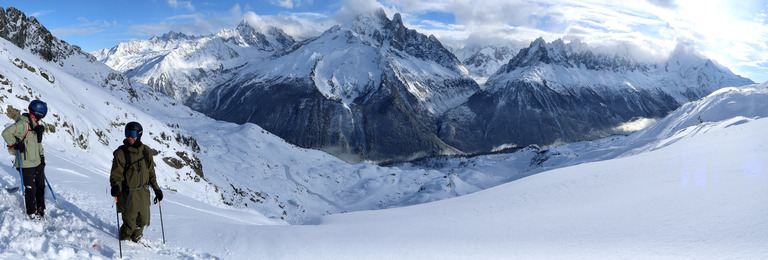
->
xmin=2 ymin=100 xmax=48 ymax=219
xmin=109 ymin=121 xmax=163 ymax=243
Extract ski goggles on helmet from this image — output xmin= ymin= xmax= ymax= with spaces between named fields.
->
xmin=125 ymin=130 xmax=139 ymax=138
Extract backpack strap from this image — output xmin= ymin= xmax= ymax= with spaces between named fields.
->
xmin=6 ymin=118 xmax=30 ymax=163
xmin=120 ymin=144 xmax=151 ymax=174
xmin=143 ymin=148 xmax=151 ymax=167
xmin=120 ymin=145 xmax=131 ymax=177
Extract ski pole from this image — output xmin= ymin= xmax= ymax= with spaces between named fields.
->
xmin=115 ymin=197 xmax=122 ymax=258
xmin=18 ymin=151 xmax=26 ymax=213
xmin=43 ymin=175 xmax=59 ymax=208
xmin=18 ymin=151 xmax=25 ymax=196
xmin=158 ymin=201 xmax=166 ymax=244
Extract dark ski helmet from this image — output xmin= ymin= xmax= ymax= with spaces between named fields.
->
xmin=125 ymin=121 xmax=143 ymax=139
xmin=28 ymin=100 xmax=47 ymax=118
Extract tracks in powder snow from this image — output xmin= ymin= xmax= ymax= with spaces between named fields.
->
xmin=283 ymin=166 xmax=346 ymax=210
xmin=0 ymin=168 xmax=211 ymax=258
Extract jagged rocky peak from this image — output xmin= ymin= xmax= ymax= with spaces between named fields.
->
xmin=347 ymin=9 xmax=412 ymax=45
xmin=501 ymin=37 xmax=550 ymax=72
xmin=0 ymin=6 xmax=89 ymax=63
xmin=343 ymin=8 xmax=460 ymax=71
xmin=156 ymin=31 xmax=194 ymax=41
xmin=213 ymin=19 xmax=295 ymax=51
xmin=348 ymin=8 xmax=391 ymax=36
xmin=500 ymin=37 xmax=651 ymax=73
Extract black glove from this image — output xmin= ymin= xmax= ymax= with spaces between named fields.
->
xmin=40 ymin=155 xmax=45 ymax=167
xmin=153 ymin=189 xmax=163 ymax=204
xmin=35 ymin=125 xmax=44 ymax=143
xmin=12 ymin=142 xmax=25 ymax=153
xmin=111 ymin=185 xmax=120 ymax=197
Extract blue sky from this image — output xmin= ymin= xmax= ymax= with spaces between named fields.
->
xmin=1 ymin=0 xmax=767 ymax=83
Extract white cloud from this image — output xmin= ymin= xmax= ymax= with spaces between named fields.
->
xmin=613 ymin=117 xmax=659 ymax=133
xmin=269 ymin=0 xmax=314 ymax=9
xmin=334 ymin=0 xmax=388 ymax=23
xmin=272 ymin=0 xmax=295 ymax=9
xmin=646 ymin=0 xmax=679 ymax=9
xmin=49 ymin=17 xmax=115 ymax=37
xmin=242 ymin=11 xmax=329 ymax=39
xmin=51 ymin=27 xmax=106 ymax=37
xmin=29 ymin=10 xmax=53 ymax=18
xmin=168 ymin=0 xmax=195 ymax=11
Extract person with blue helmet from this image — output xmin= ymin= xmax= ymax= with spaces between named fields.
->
xmin=2 ymin=100 xmax=48 ymax=218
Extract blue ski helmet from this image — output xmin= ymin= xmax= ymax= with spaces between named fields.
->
xmin=125 ymin=121 xmax=143 ymax=139
xmin=28 ymin=100 xmax=47 ymax=118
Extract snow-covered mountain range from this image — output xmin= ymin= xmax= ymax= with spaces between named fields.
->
xmin=93 ymin=9 xmax=755 ymax=163
xmin=91 ymin=22 xmax=296 ymax=104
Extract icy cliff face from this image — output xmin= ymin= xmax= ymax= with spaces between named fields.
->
xmin=438 ymin=38 xmax=755 ymax=153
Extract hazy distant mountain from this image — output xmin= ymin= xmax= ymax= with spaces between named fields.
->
xmin=448 ymin=43 xmax=525 ymax=85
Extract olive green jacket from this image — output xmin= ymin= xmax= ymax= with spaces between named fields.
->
xmin=2 ymin=113 xmax=44 ymax=168
xmin=110 ymin=140 xmax=161 ymax=215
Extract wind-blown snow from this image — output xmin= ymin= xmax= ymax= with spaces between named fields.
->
xmin=1 ymin=30 xmax=767 ymax=258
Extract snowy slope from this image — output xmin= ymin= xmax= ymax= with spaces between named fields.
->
xmin=264 ymin=114 xmax=768 ymax=259
xmin=1 ymin=70 xmax=765 ymax=259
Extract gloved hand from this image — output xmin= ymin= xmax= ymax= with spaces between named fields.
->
xmin=110 ymin=185 xmax=120 ymax=197
xmin=153 ymin=189 xmax=163 ymax=204
xmin=12 ymin=142 xmax=25 ymax=153
xmin=40 ymin=155 xmax=45 ymax=167
xmin=35 ymin=125 xmax=44 ymax=143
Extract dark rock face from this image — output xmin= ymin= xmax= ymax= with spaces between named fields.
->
xmin=202 ymin=72 xmax=464 ymax=163
xmin=0 ymin=6 xmax=88 ymax=63
xmin=438 ymin=80 xmax=679 ymax=153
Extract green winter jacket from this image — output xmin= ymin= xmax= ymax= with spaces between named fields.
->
xmin=110 ymin=140 xmax=161 ymax=215
xmin=2 ymin=113 xmax=44 ymax=168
